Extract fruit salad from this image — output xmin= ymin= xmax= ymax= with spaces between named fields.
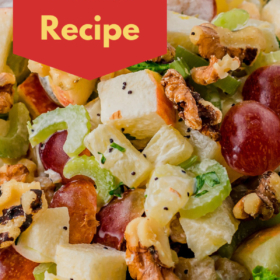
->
xmin=1 ymin=0 xmax=280 ymax=279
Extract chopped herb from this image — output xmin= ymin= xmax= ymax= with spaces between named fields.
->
xmin=128 ymin=61 xmax=170 ymax=74
xmin=124 ymin=133 xmax=137 ymax=140
xmin=110 ymin=143 xmax=126 ymax=152
xmin=109 ymin=182 xmax=125 ymax=197
xmin=179 ymin=155 xmax=198 ymax=170
xmin=15 ymin=235 xmax=20 ymax=245
xmin=98 ymin=152 xmax=106 ymax=164
xmin=195 ymin=190 xmax=209 ymax=197
xmin=194 ymin=171 xmax=220 ymax=195
xmin=144 ymin=194 xmax=147 ymax=198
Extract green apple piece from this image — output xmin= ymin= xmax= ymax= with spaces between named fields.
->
xmin=232 ymin=224 xmax=280 ymax=277
xmin=167 ymin=11 xmax=206 ymax=53
xmin=63 ymin=155 xmax=116 ymax=207
xmin=145 ymin=164 xmax=194 ymax=227
xmin=142 ymin=125 xmax=193 ymax=167
xmin=13 ymin=208 xmax=69 ymax=263
xmin=180 ymin=159 xmax=231 ymax=219
xmin=0 ymin=8 xmax=13 ymax=72
xmin=56 ymin=243 xmax=127 ymax=280
xmin=28 ymin=105 xmax=91 ymax=157
xmin=180 ymin=198 xmax=239 ymax=260
xmin=44 ymin=272 xmax=68 ymax=280
xmin=33 ymin=263 xmax=57 ymax=280
xmin=84 ymin=124 xmax=153 ymax=189
xmin=0 ymin=103 xmax=30 ymax=159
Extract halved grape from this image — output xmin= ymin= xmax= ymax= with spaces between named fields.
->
xmin=33 ymin=263 xmax=56 ymax=280
xmin=180 ymin=159 xmax=231 ymax=219
xmin=63 ymin=155 xmax=116 ymax=207
xmin=212 ymin=8 xmax=249 ymax=30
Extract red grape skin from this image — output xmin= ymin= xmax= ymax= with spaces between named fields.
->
xmin=242 ymin=65 xmax=280 ymax=117
xmin=220 ymin=101 xmax=280 ymax=176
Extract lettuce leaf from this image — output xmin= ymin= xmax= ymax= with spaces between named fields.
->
xmin=253 ymin=266 xmax=280 ymax=280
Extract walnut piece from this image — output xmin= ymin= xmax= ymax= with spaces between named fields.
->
xmin=191 ymin=55 xmax=240 ymax=85
xmin=0 ymin=189 xmax=47 ymax=248
xmin=125 ymin=217 xmax=178 ymax=280
xmin=150 ymin=44 xmax=176 ymax=64
xmin=190 ymin=23 xmax=266 ymax=65
xmin=233 ymin=171 xmax=280 ymax=220
xmin=0 ymin=164 xmax=29 ymax=185
xmin=0 ymin=73 xmax=15 ymax=114
xmin=34 ymin=177 xmax=56 ymax=205
xmin=161 ymin=69 xmax=222 ymax=141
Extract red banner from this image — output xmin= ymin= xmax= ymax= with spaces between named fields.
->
xmin=13 ymin=0 xmax=167 ymax=80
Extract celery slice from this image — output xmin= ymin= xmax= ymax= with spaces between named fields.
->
xmin=212 ymin=9 xmax=249 ymax=30
xmin=170 ymin=57 xmax=190 ymax=79
xmin=213 ymin=76 xmax=241 ymax=96
xmin=180 ymin=159 xmax=231 ymax=219
xmin=63 ymin=155 xmax=116 ymax=206
xmin=33 ymin=263 xmax=56 ymax=280
xmin=28 ymin=105 xmax=90 ymax=157
xmin=179 ymin=155 xmax=198 ymax=170
xmin=0 ymin=103 xmax=30 ymax=158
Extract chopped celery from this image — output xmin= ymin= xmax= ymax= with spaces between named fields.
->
xmin=179 ymin=155 xmax=198 ymax=170
xmin=0 ymin=103 xmax=30 ymax=159
xmin=170 ymin=57 xmax=190 ymax=79
xmin=175 ymin=45 xmax=208 ymax=68
xmin=28 ymin=105 xmax=90 ymax=157
xmin=63 ymin=155 xmax=116 ymax=206
xmin=6 ymin=42 xmax=30 ymax=84
xmin=180 ymin=159 xmax=231 ymax=219
xmin=33 ymin=263 xmax=56 ymax=280
xmin=213 ymin=75 xmax=241 ymax=96
xmin=246 ymin=51 xmax=280 ymax=75
xmin=212 ymin=9 xmax=249 ymax=30
xmin=218 ymin=213 xmax=280 ymax=258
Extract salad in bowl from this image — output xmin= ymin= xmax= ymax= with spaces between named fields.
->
xmin=0 ymin=0 xmax=280 ymax=279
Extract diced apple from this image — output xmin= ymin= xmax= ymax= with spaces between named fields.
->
xmin=167 ymin=11 xmax=207 ymax=53
xmin=44 ymin=272 xmax=68 ymax=280
xmin=0 ymin=8 xmax=13 ymax=72
xmin=0 ymin=179 xmax=41 ymax=214
xmin=142 ymin=125 xmax=193 ymax=166
xmin=56 ymin=243 xmax=127 ymax=280
xmin=180 ymin=198 xmax=239 ymax=260
xmin=98 ymin=69 xmax=176 ymax=140
xmin=84 ymin=98 xmax=102 ymax=130
xmin=232 ymin=224 xmax=280 ymax=276
xmin=13 ymin=208 xmax=69 ymax=263
xmin=17 ymin=74 xmax=59 ymax=119
xmin=84 ymin=124 xmax=153 ymax=188
xmin=145 ymin=164 xmax=194 ymax=227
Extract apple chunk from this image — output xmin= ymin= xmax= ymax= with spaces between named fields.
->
xmin=0 ymin=8 xmax=13 ymax=72
xmin=13 ymin=208 xmax=69 ymax=263
xmin=56 ymin=243 xmax=127 ymax=280
xmin=232 ymin=224 xmax=280 ymax=276
xmin=98 ymin=69 xmax=176 ymax=140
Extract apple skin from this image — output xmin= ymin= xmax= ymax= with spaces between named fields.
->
xmin=0 ymin=246 xmax=38 ymax=280
xmin=242 ymin=65 xmax=280 ymax=118
xmin=39 ymin=130 xmax=91 ymax=184
xmin=93 ymin=189 xmax=145 ymax=250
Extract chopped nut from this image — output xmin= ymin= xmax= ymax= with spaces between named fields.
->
xmin=191 ymin=55 xmax=241 ymax=85
xmin=150 ymin=43 xmax=176 ymax=63
xmin=34 ymin=177 xmax=55 ymax=205
xmin=125 ymin=217 xmax=178 ymax=280
xmin=161 ymin=69 xmax=222 ymax=141
xmin=0 ymin=164 xmax=29 ymax=185
xmin=170 ymin=214 xmax=187 ymax=244
xmin=233 ymin=171 xmax=280 ymax=220
xmin=0 ymin=189 xmax=47 ymax=248
xmin=190 ymin=23 xmax=266 ymax=65
xmin=0 ymin=73 xmax=15 ymax=114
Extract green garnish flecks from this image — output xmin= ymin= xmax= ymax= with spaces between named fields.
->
xmin=124 ymin=133 xmax=137 ymax=141
xmin=109 ymin=182 xmax=125 ymax=197
xmin=98 ymin=152 xmax=106 ymax=164
xmin=194 ymin=171 xmax=220 ymax=195
xmin=195 ymin=190 xmax=209 ymax=198
xmin=179 ymin=155 xmax=198 ymax=170
xmin=110 ymin=143 xmax=126 ymax=152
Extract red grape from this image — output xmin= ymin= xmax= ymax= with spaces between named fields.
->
xmin=220 ymin=101 xmax=280 ymax=176
xmin=242 ymin=65 xmax=280 ymax=118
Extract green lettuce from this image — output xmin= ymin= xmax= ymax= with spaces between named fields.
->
xmin=253 ymin=266 xmax=280 ymax=280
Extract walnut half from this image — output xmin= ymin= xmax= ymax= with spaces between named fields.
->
xmin=0 ymin=73 xmax=15 ymax=114
xmin=161 ymin=69 xmax=222 ymax=141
